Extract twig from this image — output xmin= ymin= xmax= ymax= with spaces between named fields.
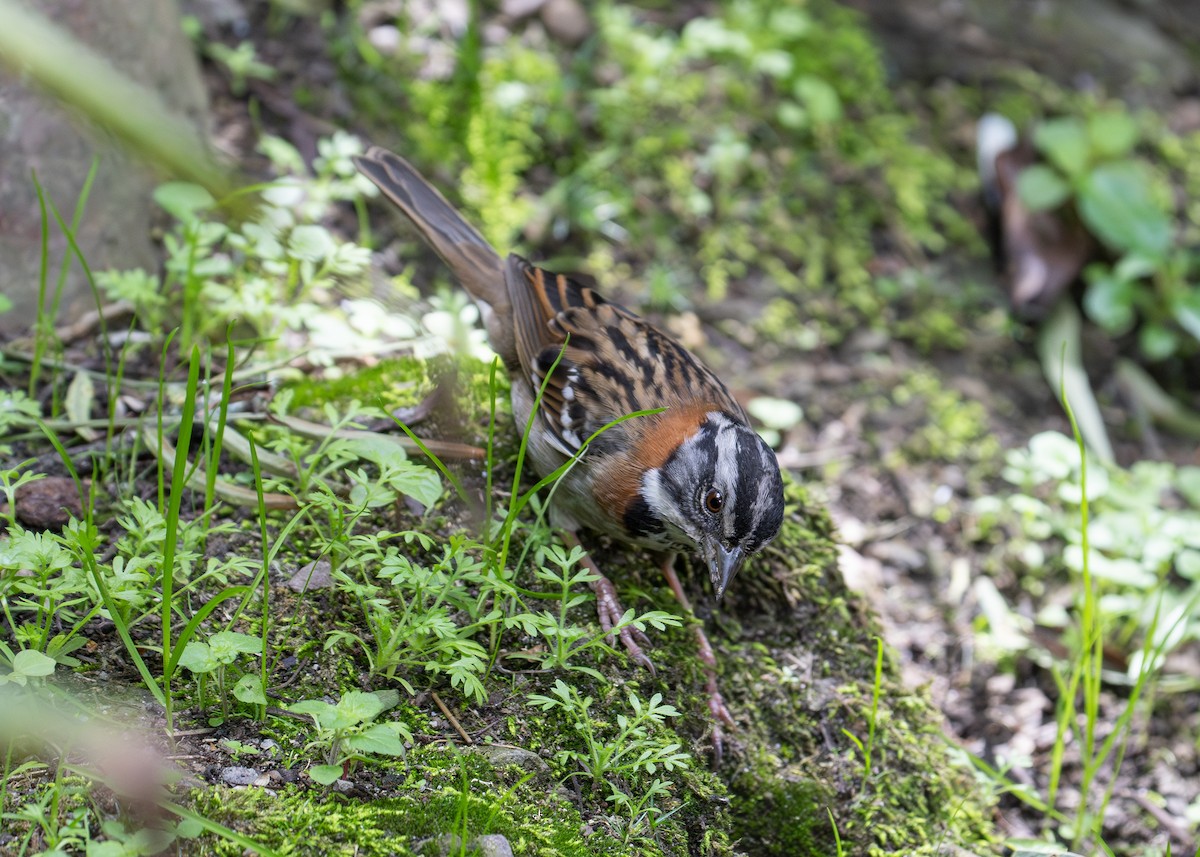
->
xmin=431 ymin=691 xmax=472 ymax=745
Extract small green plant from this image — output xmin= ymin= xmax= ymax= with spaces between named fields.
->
xmin=205 ymin=41 xmax=275 ymax=95
xmin=2 ymin=770 xmax=94 ymax=855
xmin=96 ymin=133 xmax=374 ymax=351
xmin=504 ymin=543 xmax=681 ymax=679
xmin=1016 ymin=108 xmax=1198 ymax=362
xmin=0 ymin=461 xmax=43 ymax=528
xmin=289 ymin=689 xmax=413 ymax=785
xmin=971 ymin=418 xmax=1197 ymax=850
xmin=0 ymin=526 xmax=95 ymax=669
xmin=0 ymin=646 xmax=57 ymax=686
xmin=177 ymin=630 xmax=266 ymax=722
xmin=326 ymin=534 xmax=501 ymax=704
xmin=219 ymin=739 xmax=262 ymax=760
xmin=528 ymin=679 xmax=690 ymax=839
xmin=841 ymin=635 xmax=884 ymax=782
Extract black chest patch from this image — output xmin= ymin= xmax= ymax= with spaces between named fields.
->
xmin=622 ymin=494 xmax=664 ymax=542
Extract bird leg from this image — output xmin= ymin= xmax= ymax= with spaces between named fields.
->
xmin=660 ymin=553 xmax=736 ymax=762
xmin=561 ymin=531 xmax=654 ymax=673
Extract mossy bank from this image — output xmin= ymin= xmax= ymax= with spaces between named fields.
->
xmin=175 ymin=355 xmax=998 ymax=856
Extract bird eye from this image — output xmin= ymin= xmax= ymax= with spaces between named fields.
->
xmin=703 ymin=488 xmax=723 ymax=515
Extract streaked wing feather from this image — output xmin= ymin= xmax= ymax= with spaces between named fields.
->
xmin=504 ymin=255 xmax=743 ymax=456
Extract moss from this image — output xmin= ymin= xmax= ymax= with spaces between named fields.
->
xmin=282 ymin=356 xmax=435 ymax=412
xmin=174 ymin=355 xmax=999 ymax=856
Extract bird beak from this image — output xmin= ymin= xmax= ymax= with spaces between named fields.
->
xmin=708 ymin=543 xmax=745 ymax=601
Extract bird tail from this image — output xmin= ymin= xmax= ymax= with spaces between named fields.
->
xmin=353 ymin=146 xmax=507 ymax=311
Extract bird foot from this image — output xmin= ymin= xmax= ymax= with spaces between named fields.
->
xmin=582 ymin=556 xmax=654 ymax=674
xmin=660 ymin=554 xmax=737 ymax=764
xmin=705 ymin=671 xmax=736 ymax=765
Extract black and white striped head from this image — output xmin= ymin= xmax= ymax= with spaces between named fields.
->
xmin=640 ymin=412 xmax=784 ymax=598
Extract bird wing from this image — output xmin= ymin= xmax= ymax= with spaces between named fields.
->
xmin=505 ymin=255 xmax=743 ymax=456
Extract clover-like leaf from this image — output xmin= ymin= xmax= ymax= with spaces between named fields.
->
xmin=1078 ymin=162 xmax=1172 ymax=258
xmin=233 ymin=674 xmax=267 ymax=706
xmin=310 ymin=764 xmax=343 ymax=785
xmin=1034 ymin=117 xmax=1090 ymax=179
xmin=1087 ymin=110 xmax=1139 ymax=159
xmin=1015 ymin=165 xmax=1071 ymax=212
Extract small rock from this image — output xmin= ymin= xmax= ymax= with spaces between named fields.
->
xmin=865 ymin=540 xmax=926 ymax=571
xmin=471 ymin=834 xmax=514 ymax=857
xmin=367 ymin=24 xmax=401 ymax=55
xmin=501 ymin=0 xmax=546 ymax=16
xmin=540 ymin=0 xmax=590 ymax=45
xmin=253 ymin=773 xmax=273 ymax=787
xmin=333 ymin=778 xmax=355 ymax=794
xmin=416 ymin=834 xmax=462 ymax=856
xmin=219 ymin=766 xmax=259 ymax=786
xmin=15 ymin=478 xmax=84 ymax=530
xmin=259 ymin=738 xmax=277 ymax=752
xmin=287 ymin=559 xmax=332 ymax=592
xmin=472 ymin=744 xmax=550 ymax=773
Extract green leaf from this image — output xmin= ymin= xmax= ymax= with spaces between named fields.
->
xmin=343 ymin=435 xmax=407 ymax=469
xmin=1077 ymin=162 xmax=1172 ymax=257
xmin=386 ymin=461 xmax=443 ymax=509
xmin=177 ymin=642 xmax=217 ymax=674
xmin=1177 ymin=549 xmax=1200 ymax=579
xmin=310 ymin=764 xmax=343 ymax=785
xmin=153 ymin=182 xmax=215 ymax=222
xmin=209 ymin=631 xmax=263 ymax=664
xmin=233 ymin=674 xmax=267 ymax=706
xmin=372 ymin=688 xmax=400 ymax=710
xmin=1015 ymin=165 xmax=1072 ymax=211
xmin=12 ymin=648 xmax=56 ymax=678
xmin=1082 ymin=272 xmax=1135 ymax=333
xmin=335 ymin=690 xmax=386 ymax=725
xmin=1139 ymin=323 xmax=1178 ymax=361
xmin=175 ymin=818 xmax=205 ymax=839
xmin=346 ymin=723 xmax=408 ymax=756
xmin=793 ymin=76 xmax=841 ymax=127
xmin=1034 ymin=117 xmax=1090 ymax=178
xmin=288 ymin=224 xmax=336 ymax=263
xmin=1177 ymin=466 xmax=1200 ymax=507
xmin=1113 ymin=253 xmax=1158 ymax=281
xmin=746 ymin=396 xmax=804 ymax=430
xmin=1171 ymin=289 xmax=1200 ymax=343
xmin=1087 ymin=110 xmax=1139 ymax=159
xmin=289 ymin=699 xmax=337 ymax=722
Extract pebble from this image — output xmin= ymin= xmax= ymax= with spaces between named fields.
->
xmin=287 ymin=560 xmax=332 ymax=592
xmin=15 ymin=477 xmax=83 ymax=530
xmin=541 ymin=0 xmax=590 ymax=45
xmin=472 ymin=744 xmax=549 ymax=773
xmin=219 ymin=766 xmax=260 ymax=786
xmin=473 ymin=834 xmax=515 ymax=857
xmin=368 ymin=24 xmax=401 ymax=55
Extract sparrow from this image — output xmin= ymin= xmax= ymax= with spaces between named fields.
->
xmin=354 ymin=146 xmax=785 ymax=754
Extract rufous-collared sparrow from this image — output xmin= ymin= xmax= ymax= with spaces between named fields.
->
xmin=355 ymin=147 xmax=785 ymax=755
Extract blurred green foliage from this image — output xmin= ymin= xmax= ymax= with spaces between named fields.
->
xmin=335 ymin=0 xmax=977 ymax=344
xmin=1015 ymin=106 xmax=1200 ymax=363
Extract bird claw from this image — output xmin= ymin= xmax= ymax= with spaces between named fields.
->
xmin=707 ymin=682 xmax=736 ymax=729
xmin=709 ymin=721 xmax=726 ymax=767
xmin=706 ymin=675 xmax=736 ymax=765
xmin=590 ymin=569 xmax=655 ymax=675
